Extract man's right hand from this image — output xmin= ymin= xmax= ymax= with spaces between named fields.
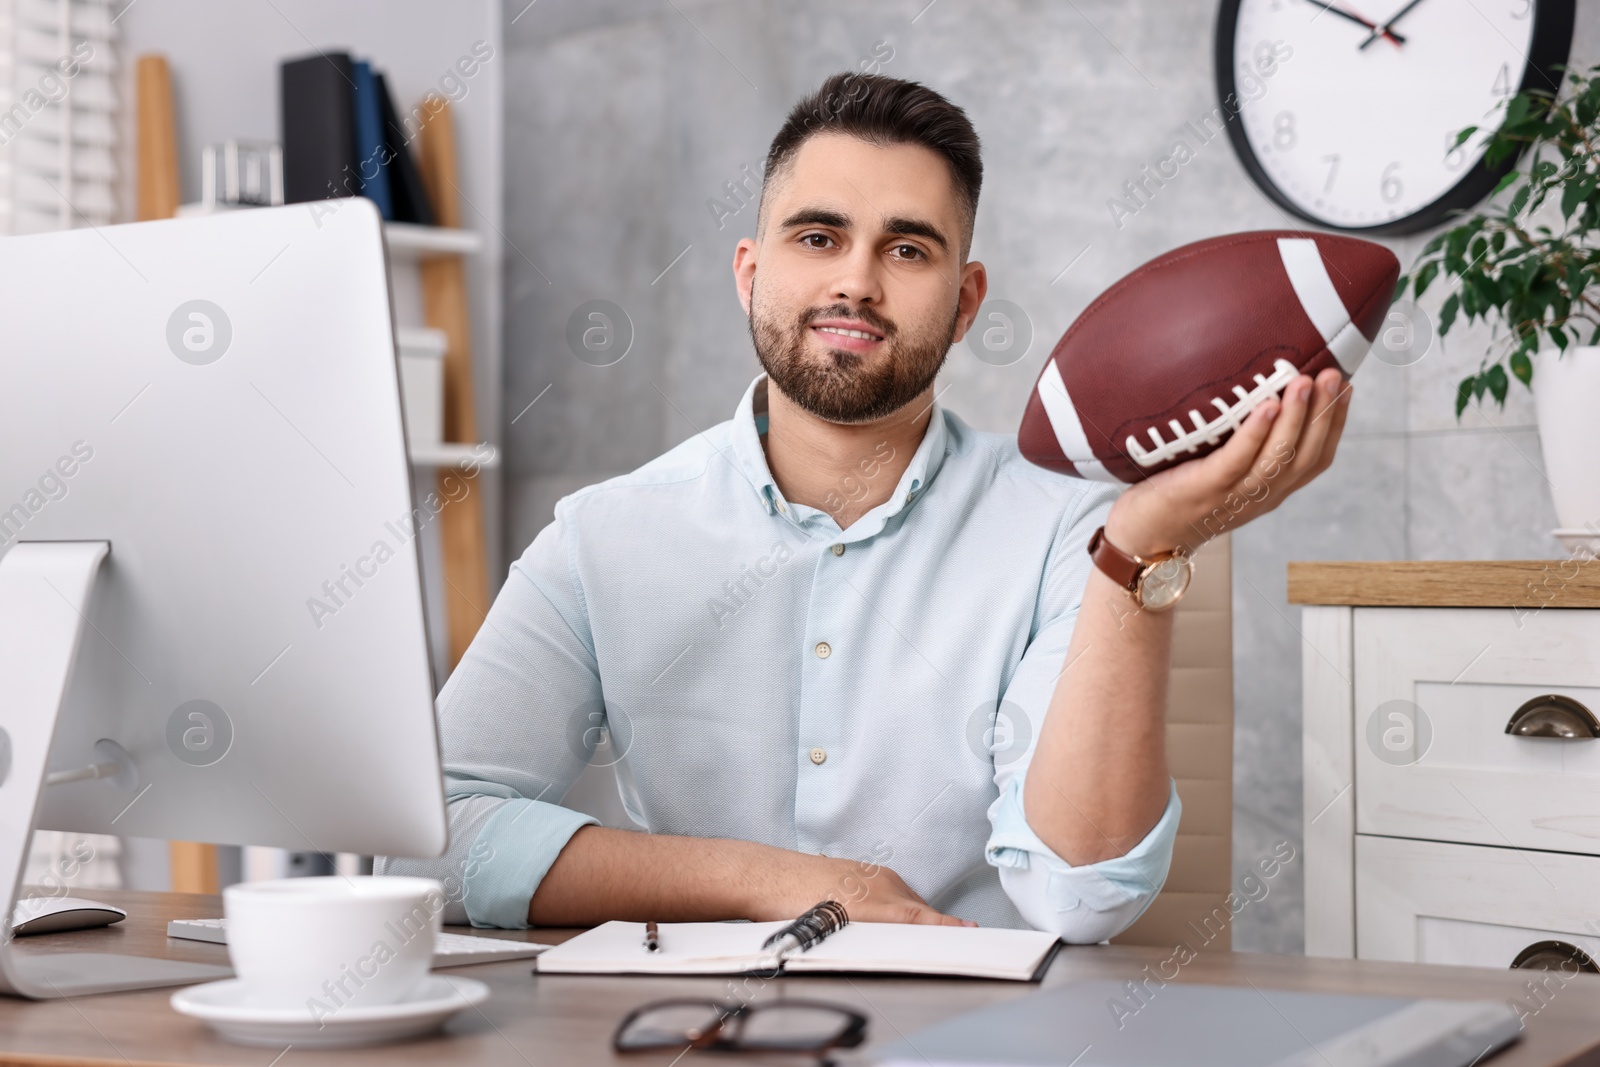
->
xmin=750 ymin=849 xmax=978 ymax=927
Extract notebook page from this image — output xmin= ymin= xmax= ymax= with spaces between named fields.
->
xmin=535 ymin=920 xmax=791 ymax=974
xmin=783 ymin=923 xmax=1060 ymax=981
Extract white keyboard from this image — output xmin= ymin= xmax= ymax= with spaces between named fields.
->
xmin=166 ymin=917 xmax=550 ymax=968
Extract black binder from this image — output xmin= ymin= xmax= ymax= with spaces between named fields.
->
xmin=375 ymin=71 xmax=436 ymax=226
xmin=280 ymin=51 xmax=358 ymax=204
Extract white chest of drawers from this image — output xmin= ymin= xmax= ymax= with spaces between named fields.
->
xmin=1293 ymin=561 xmax=1600 ymax=971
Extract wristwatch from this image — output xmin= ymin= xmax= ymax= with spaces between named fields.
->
xmin=1087 ymin=525 xmax=1194 ymax=611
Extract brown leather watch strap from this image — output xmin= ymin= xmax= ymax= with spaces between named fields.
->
xmin=1087 ymin=525 xmax=1143 ymax=593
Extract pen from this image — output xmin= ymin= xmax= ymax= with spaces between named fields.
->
xmin=644 ymin=921 xmax=661 ymax=953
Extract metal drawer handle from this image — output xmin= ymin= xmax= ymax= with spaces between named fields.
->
xmin=1510 ymin=940 xmax=1600 ymax=974
xmin=1504 ymin=695 xmax=1600 ymax=739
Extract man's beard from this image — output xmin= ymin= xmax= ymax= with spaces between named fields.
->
xmin=748 ymin=281 xmax=957 ymax=424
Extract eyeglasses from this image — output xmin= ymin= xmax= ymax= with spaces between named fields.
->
xmin=613 ymin=997 xmax=868 ymax=1057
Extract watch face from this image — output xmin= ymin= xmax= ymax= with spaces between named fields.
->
xmin=1218 ymin=0 xmax=1573 ymax=234
xmin=1139 ymin=556 xmax=1193 ymax=612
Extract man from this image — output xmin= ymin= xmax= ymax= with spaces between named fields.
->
xmin=379 ymin=72 xmax=1350 ymax=940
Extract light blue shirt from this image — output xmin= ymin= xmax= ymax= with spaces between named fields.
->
xmin=378 ymin=374 xmax=1179 ymax=940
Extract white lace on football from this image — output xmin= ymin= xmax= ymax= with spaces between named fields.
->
xmin=1124 ymin=358 xmax=1300 ymax=468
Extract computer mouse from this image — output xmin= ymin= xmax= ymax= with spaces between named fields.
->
xmin=10 ymin=896 xmax=128 ymax=936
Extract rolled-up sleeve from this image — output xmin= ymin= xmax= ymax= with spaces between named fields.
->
xmin=987 ymin=776 xmax=1180 ymax=941
xmin=376 ymin=499 xmax=602 ymax=928
xmin=982 ymin=478 xmax=1180 ymax=942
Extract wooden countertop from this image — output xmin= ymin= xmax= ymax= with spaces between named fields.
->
xmin=6 ymin=889 xmax=1600 ymax=1065
xmin=1288 ymin=560 xmax=1600 ymax=608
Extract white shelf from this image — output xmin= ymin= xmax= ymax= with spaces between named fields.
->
xmin=408 ymin=441 xmax=498 ymax=469
xmin=385 ymin=222 xmax=483 ymax=256
xmin=173 ymin=207 xmax=482 ymax=258
xmin=396 ymin=326 xmax=448 ymax=358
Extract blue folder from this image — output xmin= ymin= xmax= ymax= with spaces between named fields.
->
xmin=351 ymin=60 xmax=393 ymax=220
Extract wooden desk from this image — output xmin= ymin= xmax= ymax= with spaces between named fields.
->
xmin=5 ymin=889 xmax=1600 ymax=1066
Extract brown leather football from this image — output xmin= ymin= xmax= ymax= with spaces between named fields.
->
xmin=1018 ymin=231 xmax=1398 ymax=483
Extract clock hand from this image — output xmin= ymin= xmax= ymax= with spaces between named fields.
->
xmin=1301 ymin=0 xmax=1407 ymax=45
xmin=1358 ymin=0 xmax=1424 ymax=49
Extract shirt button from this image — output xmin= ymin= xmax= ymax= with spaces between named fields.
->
xmin=831 ymin=543 xmax=845 ymax=556
xmin=809 ymin=747 xmax=827 ymax=765
xmin=904 ymin=492 xmax=915 ymax=504
xmin=814 ymin=641 xmax=832 ymax=659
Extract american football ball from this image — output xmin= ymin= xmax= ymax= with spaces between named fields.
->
xmin=1018 ymin=231 xmax=1398 ymax=484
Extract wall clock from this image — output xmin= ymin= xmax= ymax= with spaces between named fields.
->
xmin=1216 ymin=0 xmax=1575 ymax=235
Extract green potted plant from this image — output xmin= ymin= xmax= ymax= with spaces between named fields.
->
xmin=1401 ymin=64 xmax=1600 ymax=545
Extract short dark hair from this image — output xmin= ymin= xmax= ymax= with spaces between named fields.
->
xmin=759 ymin=72 xmax=983 ymax=256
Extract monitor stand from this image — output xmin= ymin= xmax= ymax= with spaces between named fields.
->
xmin=0 ymin=542 xmax=231 ymax=998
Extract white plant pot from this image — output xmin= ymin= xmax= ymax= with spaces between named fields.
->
xmin=1532 ymin=345 xmax=1600 ymax=540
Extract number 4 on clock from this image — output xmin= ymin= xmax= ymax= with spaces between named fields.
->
xmin=1492 ymin=62 xmax=1514 ymax=98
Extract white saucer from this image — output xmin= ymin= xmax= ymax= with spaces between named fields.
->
xmin=171 ymin=974 xmax=490 ymax=1049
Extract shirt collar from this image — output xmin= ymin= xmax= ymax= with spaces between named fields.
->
xmin=730 ymin=373 xmax=954 ymax=527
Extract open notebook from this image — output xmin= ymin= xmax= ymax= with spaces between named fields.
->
xmin=534 ymin=920 xmax=1061 ymax=981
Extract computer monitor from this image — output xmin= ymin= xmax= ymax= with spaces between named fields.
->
xmin=0 ymin=201 xmax=448 ymax=998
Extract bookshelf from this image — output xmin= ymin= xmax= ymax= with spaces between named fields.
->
xmin=380 ymin=220 xmax=496 ymax=473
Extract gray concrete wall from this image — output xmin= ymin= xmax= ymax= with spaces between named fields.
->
xmin=502 ymin=0 xmax=1600 ymax=952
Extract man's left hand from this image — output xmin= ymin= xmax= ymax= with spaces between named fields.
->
xmin=1104 ymin=366 xmax=1352 ymax=557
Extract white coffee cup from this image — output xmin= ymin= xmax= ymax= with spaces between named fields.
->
xmin=222 ymin=875 xmax=442 ymax=1013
